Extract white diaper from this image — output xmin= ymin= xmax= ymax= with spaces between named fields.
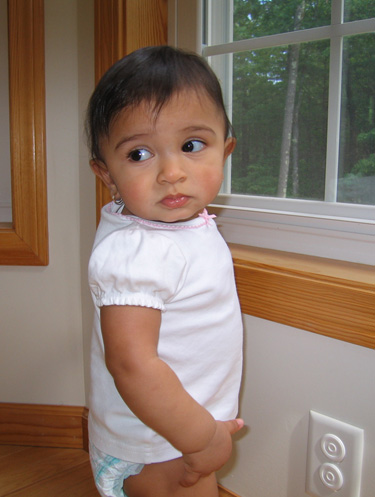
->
xmin=89 ymin=442 xmax=144 ymax=497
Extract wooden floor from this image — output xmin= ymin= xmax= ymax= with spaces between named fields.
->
xmin=0 ymin=445 xmax=100 ymax=497
xmin=0 ymin=445 xmax=237 ymax=497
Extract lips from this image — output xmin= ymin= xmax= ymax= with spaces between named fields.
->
xmin=161 ymin=194 xmax=190 ymax=209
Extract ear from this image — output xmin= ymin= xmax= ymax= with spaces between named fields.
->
xmin=90 ymin=160 xmax=117 ymax=198
xmin=223 ymin=136 xmax=237 ymax=161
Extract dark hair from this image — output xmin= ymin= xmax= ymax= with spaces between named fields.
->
xmin=86 ymin=45 xmax=233 ymax=161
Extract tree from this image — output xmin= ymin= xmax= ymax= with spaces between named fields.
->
xmin=277 ymin=1 xmax=305 ymax=197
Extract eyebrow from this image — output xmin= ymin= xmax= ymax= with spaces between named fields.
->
xmin=114 ymin=134 xmax=148 ymax=151
xmin=182 ymin=125 xmax=216 ymax=135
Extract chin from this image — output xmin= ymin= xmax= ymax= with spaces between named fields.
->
xmin=157 ymin=211 xmax=197 ymax=224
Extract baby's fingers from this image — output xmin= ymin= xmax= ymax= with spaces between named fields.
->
xmin=179 ymin=466 xmax=201 ymax=487
xmin=223 ymin=418 xmax=245 ymax=435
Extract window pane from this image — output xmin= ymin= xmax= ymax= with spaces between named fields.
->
xmin=233 ymin=0 xmax=332 ymax=42
xmin=338 ymin=33 xmax=375 ymax=205
xmin=229 ymin=39 xmax=330 ymax=200
xmin=344 ymin=0 xmax=375 ymax=22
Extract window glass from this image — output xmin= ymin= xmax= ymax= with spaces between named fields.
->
xmin=233 ymin=0 xmax=332 ymax=41
xmin=344 ymin=0 xmax=374 ymax=21
xmin=229 ymin=40 xmax=329 ymax=200
xmin=338 ymin=33 xmax=375 ymax=205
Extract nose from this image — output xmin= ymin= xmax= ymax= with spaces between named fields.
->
xmin=157 ymin=156 xmax=187 ymax=185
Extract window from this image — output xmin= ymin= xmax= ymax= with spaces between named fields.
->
xmin=169 ymin=0 xmax=375 ymax=265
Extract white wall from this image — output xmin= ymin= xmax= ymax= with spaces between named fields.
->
xmin=218 ymin=315 xmax=375 ymax=497
xmin=0 ymin=0 xmax=95 ymax=406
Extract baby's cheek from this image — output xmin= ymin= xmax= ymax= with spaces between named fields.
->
xmin=204 ymin=168 xmax=224 ymax=189
xmin=124 ymin=180 xmax=147 ymax=203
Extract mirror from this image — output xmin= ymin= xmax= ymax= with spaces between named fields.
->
xmin=0 ymin=0 xmax=11 ymax=223
xmin=0 ymin=0 xmax=48 ymax=265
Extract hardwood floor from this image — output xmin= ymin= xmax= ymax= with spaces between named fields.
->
xmin=0 ymin=445 xmax=100 ymax=496
xmin=0 ymin=445 xmax=238 ymax=497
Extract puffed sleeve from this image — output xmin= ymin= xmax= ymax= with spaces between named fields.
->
xmin=88 ymin=227 xmax=187 ymax=311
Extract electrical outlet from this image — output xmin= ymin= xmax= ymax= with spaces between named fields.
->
xmin=306 ymin=411 xmax=364 ymax=497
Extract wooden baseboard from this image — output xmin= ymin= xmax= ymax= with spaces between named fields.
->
xmin=0 ymin=403 xmax=88 ymax=450
xmin=218 ymin=483 xmax=242 ymax=497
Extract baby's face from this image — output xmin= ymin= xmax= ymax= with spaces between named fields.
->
xmin=91 ymin=90 xmax=235 ymax=223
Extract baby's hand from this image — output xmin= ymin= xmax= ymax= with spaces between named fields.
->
xmin=180 ymin=418 xmax=244 ymax=487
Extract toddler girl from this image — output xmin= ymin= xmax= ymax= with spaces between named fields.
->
xmin=86 ymin=45 xmax=243 ymax=497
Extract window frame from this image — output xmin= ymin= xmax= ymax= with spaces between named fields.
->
xmin=169 ymin=0 xmax=375 ymax=265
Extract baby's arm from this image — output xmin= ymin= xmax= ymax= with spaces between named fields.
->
xmin=100 ymin=304 xmax=243 ymax=485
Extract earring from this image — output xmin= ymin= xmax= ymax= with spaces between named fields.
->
xmin=112 ymin=195 xmax=124 ymax=206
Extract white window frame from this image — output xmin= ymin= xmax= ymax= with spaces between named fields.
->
xmin=168 ymin=0 xmax=375 ymax=265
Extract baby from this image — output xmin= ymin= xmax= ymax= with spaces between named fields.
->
xmin=86 ymin=45 xmax=243 ymax=497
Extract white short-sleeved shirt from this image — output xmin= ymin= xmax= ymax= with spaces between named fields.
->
xmin=88 ymin=203 xmax=243 ymax=464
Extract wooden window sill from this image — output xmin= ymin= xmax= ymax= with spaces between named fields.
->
xmin=230 ymin=244 xmax=375 ymax=349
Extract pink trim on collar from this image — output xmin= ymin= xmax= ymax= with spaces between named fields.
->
xmin=107 ymin=204 xmax=216 ymax=230
xmin=198 ymin=209 xmax=217 ymax=224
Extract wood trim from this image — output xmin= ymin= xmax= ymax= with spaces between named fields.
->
xmin=218 ymin=484 xmax=242 ymax=497
xmin=93 ymin=0 xmax=168 ymax=224
xmin=124 ymin=0 xmax=168 ymax=54
xmin=94 ymin=0 xmax=127 ymax=222
xmin=0 ymin=403 xmax=87 ymax=449
xmin=231 ymin=244 xmax=375 ymax=349
xmin=93 ymin=0 xmax=167 ymax=80
xmin=82 ymin=406 xmax=89 ymax=452
xmin=0 ymin=0 xmax=48 ymax=265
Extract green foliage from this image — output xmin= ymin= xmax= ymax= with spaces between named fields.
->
xmin=357 ymin=129 xmax=375 ymax=146
xmin=352 ymin=153 xmax=375 ymax=176
xmin=338 ymin=174 xmax=375 ymax=205
xmin=232 ymin=166 xmax=279 ymax=196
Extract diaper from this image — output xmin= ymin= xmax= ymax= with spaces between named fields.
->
xmin=89 ymin=442 xmax=144 ymax=497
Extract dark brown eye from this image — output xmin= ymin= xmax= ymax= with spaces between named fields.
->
xmin=129 ymin=149 xmax=152 ymax=162
xmin=182 ymin=140 xmax=205 ymax=153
